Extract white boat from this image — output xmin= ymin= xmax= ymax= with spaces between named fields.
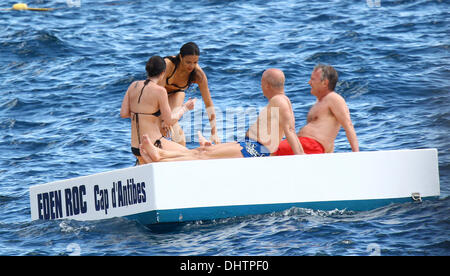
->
xmin=29 ymin=149 xmax=441 ymax=225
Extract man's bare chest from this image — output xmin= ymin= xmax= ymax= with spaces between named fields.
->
xmin=307 ymin=101 xmax=331 ymax=122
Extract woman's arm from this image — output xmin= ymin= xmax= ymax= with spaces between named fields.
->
xmin=196 ymin=67 xmax=221 ymax=144
xmin=120 ymin=82 xmax=134 ymax=118
xmin=158 ymin=87 xmax=195 ymax=126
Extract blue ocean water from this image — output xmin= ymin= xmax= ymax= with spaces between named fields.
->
xmin=0 ymin=0 xmax=449 ymax=256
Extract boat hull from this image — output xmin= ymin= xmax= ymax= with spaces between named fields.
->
xmin=29 ymin=149 xmax=441 ymax=225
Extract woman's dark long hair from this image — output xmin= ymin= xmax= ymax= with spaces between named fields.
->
xmin=179 ymin=42 xmax=200 ymax=57
xmin=168 ymin=42 xmax=200 ymax=87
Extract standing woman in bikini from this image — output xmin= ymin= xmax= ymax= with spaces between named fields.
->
xmin=120 ymin=56 xmax=195 ymax=165
xmin=159 ymin=42 xmax=221 ymax=146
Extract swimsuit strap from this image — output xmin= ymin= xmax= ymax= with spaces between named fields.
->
xmin=134 ymin=113 xmax=141 ymax=144
xmin=164 ymin=56 xmax=179 ymax=86
xmin=132 ymin=79 xmax=160 ymax=147
xmin=131 ymin=110 xmax=161 ymax=117
xmin=138 ymin=79 xmax=151 ymax=103
xmin=167 ymin=89 xmax=184 ymax=95
xmin=133 ymin=79 xmax=161 ymax=117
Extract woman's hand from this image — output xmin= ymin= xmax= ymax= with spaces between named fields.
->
xmin=209 ymin=132 xmax=221 ymax=144
xmin=184 ymin=97 xmax=196 ymax=111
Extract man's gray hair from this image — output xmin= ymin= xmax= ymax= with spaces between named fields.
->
xmin=314 ymin=64 xmax=338 ymax=91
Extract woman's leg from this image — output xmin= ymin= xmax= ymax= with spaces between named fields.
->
xmin=168 ymin=92 xmax=187 ymax=147
xmin=197 ymin=131 xmax=212 ymax=147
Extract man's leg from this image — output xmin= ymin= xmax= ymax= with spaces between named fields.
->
xmin=140 ymin=135 xmax=199 ymax=163
xmin=140 ymin=135 xmax=244 ymax=163
xmin=199 ymin=142 xmax=244 ymax=159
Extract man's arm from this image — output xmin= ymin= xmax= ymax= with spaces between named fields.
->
xmin=278 ymin=98 xmax=305 ymax=155
xmin=329 ymin=93 xmax=359 ymax=152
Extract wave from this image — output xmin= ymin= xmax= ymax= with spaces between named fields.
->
xmin=2 ymin=30 xmax=76 ymax=59
xmin=308 ymin=14 xmax=347 ymax=22
xmin=305 ymin=51 xmax=350 ymax=63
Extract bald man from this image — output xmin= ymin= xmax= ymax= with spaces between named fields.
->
xmin=138 ymin=68 xmax=304 ymax=163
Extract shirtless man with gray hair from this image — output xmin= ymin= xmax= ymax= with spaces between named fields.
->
xmin=274 ymin=64 xmax=359 ymax=155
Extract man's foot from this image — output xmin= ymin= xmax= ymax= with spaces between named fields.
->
xmin=198 ymin=131 xmax=212 ymax=147
xmin=139 ymin=147 xmax=152 ymax=164
xmin=140 ymin=134 xmax=161 ymax=162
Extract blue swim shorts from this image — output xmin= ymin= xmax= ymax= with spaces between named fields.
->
xmin=239 ymin=140 xmax=271 ymax=158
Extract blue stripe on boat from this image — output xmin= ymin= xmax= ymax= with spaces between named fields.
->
xmin=126 ymin=196 xmax=439 ymax=225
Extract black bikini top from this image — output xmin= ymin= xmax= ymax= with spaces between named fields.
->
xmin=164 ymin=56 xmax=196 ymax=92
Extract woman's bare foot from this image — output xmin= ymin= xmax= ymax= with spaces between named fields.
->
xmin=140 ymin=134 xmax=161 ymax=162
xmin=197 ymin=131 xmax=212 ymax=147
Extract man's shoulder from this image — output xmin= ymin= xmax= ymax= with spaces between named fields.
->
xmin=321 ymin=91 xmax=346 ymax=105
xmin=269 ymin=94 xmax=291 ymax=106
xmin=324 ymin=91 xmax=343 ymax=100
